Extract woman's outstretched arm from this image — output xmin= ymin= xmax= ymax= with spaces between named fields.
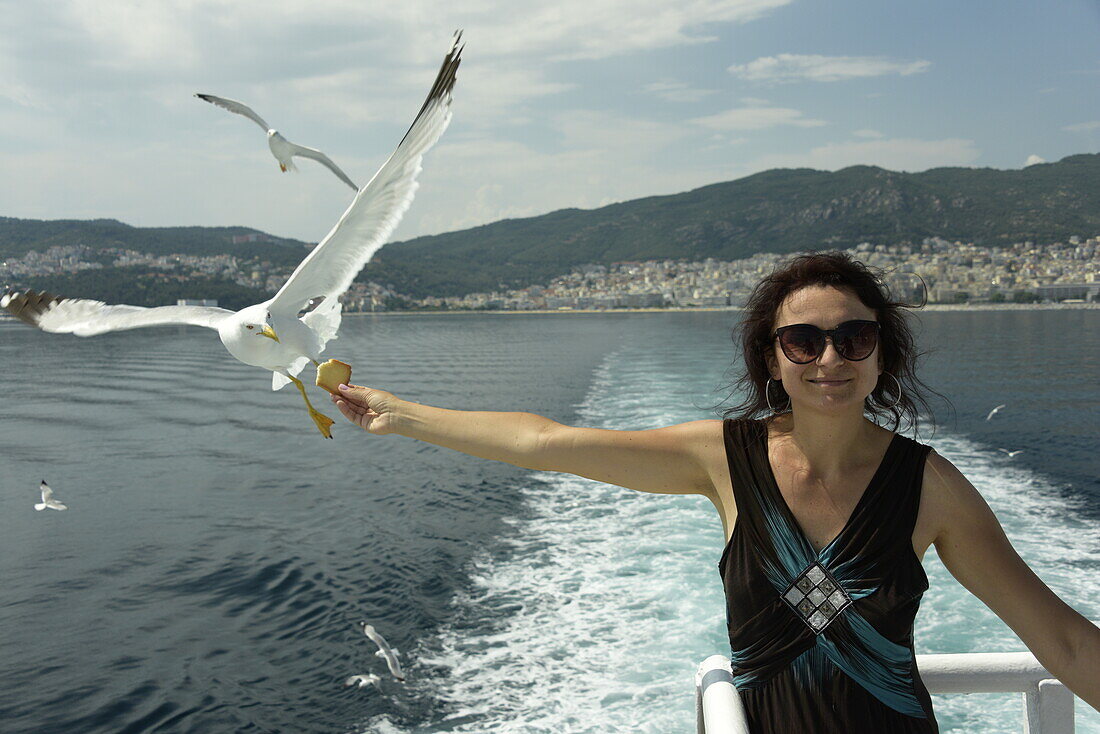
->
xmin=331 ymin=384 xmax=723 ymax=498
xmin=925 ymin=450 xmax=1100 ymax=709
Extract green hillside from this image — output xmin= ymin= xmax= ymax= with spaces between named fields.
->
xmin=364 ymin=153 xmax=1100 ymax=297
xmin=4 ymin=154 xmax=1098 ymax=301
xmin=20 ymin=267 xmax=270 ymax=311
xmin=0 ymin=217 xmax=308 ymax=266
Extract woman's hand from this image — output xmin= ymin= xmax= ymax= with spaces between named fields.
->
xmin=330 ymin=384 xmax=401 ymax=435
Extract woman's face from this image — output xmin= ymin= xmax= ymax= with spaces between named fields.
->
xmin=767 ymin=285 xmax=881 ymax=415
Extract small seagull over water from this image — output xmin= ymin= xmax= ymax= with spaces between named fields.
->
xmin=195 ymin=92 xmax=359 ymax=191
xmin=358 ymin=621 xmax=405 ymax=682
xmin=998 ymin=448 xmax=1025 ymax=457
xmin=985 ymin=404 xmax=1006 ymax=421
xmin=1 ymin=31 xmax=463 ymax=439
xmin=344 ymin=673 xmax=381 ymax=689
xmin=35 ymin=480 xmax=67 ymax=511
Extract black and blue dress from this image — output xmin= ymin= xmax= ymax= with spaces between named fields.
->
xmin=719 ymin=418 xmax=938 ymax=733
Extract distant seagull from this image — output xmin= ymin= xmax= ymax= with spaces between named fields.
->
xmin=35 ymin=480 xmax=67 ymax=511
xmin=3 ymin=31 xmax=462 ymax=439
xmin=998 ymin=448 xmax=1025 ymax=457
xmin=358 ymin=621 xmax=405 ymax=682
xmin=985 ymin=404 xmax=1006 ymax=421
xmin=195 ymin=93 xmax=359 ymax=191
xmin=344 ymin=673 xmax=381 ymax=689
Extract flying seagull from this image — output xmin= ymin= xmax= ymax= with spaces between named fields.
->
xmin=2 ymin=31 xmax=463 ymax=439
xmin=997 ymin=448 xmax=1024 ymax=457
xmin=35 ymin=480 xmax=67 ymax=511
xmin=985 ymin=404 xmax=1006 ymax=421
xmin=358 ymin=621 xmax=405 ymax=682
xmin=195 ymin=94 xmax=358 ymax=191
xmin=344 ymin=673 xmax=381 ymax=689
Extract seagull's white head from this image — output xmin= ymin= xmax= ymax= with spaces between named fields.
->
xmin=358 ymin=621 xmax=374 ymax=635
xmin=234 ymin=305 xmax=280 ymax=343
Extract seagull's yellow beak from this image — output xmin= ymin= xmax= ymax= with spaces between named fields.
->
xmin=259 ymin=325 xmax=280 ymax=343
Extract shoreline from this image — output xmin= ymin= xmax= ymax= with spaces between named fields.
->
xmin=344 ymin=302 xmax=1099 ymax=316
xmin=0 ymin=303 xmax=1094 ymax=325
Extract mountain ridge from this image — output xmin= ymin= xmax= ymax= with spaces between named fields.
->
xmin=361 ymin=153 xmax=1100 ymax=297
xmin=4 ymin=154 xmax=1097 ymax=299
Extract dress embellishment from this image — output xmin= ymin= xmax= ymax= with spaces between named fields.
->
xmin=781 ymin=562 xmax=852 ymax=633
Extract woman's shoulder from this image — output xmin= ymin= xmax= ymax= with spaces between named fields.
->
xmin=921 ymin=447 xmax=972 ymax=496
xmin=720 ymin=415 xmax=768 ymax=445
xmin=652 ymin=418 xmax=725 ymax=447
xmin=915 ymin=445 xmax=989 ymax=534
xmin=877 ymin=423 xmax=936 ymax=458
xmin=723 ymin=414 xmax=772 ymax=431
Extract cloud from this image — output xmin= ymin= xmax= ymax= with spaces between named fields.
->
xmin=1024 ymin=154 xmax=1045 ymax=166
xmin=728 ymin=54 xmax=931 ymax=83
xmin=1063 ymin=120 xmax=1100 ymax=133
xmin=0 ymin=0 xmax=797 ymax=235
xmin=10 ymin=0 xmax=798 ymax=85
xmin=0 ymin=80 xmax=47 ymax=109
xmin=690 ymin=104 xmax=826 ymax=131
xmin=643 ymin=81 xmax=716 ymax=103
xmin=0 ymin=141 xmax=359 ymax=242
xmin=0 ymin=96 xmax=713 ymax=243
xmin=241 ymin=62 xmax=576 ymax=131
xmin=492 ymin=0 xmax=795 ymax=61
xmin=746 ymin=136 xmax=981 ymax=173
xmin=852 ymin=128 xmax=884 ymax=139
xmin=0 ymin=0 xmax=799 ymax=124
xmin=397 ymin=115 xmax=714 ymax=237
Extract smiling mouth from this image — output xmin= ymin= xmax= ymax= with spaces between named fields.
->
xmin=809 ymin=379 xmax=851 ymax=385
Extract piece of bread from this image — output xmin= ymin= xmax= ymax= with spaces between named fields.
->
xmin=315 ymin=359 xmax=352 ymax=395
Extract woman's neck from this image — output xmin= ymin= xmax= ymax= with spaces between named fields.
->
xmin=770 ymin=407 xmax=880 ymax=476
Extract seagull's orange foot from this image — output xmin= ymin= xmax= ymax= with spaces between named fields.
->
xmin=309 ymin=408 xmax=335 ymax=439
xmin=280 ymin=163 xmax=287 ymax=172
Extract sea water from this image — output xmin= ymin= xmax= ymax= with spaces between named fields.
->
xmin=0 ymin=309 xmax=1096 ymax=733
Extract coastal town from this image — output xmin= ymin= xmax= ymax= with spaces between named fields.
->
xmin=3 ymin=235 xmax=1098 ymax=311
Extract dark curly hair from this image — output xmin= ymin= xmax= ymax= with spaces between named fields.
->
xmin=721 ymin=251 xmax=948 ymax=436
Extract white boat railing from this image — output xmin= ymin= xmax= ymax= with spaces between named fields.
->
xmin=695 ymin=656 xmax=751 ymax=734
xmin=696 ymin=652 xmax=1077 ymax=734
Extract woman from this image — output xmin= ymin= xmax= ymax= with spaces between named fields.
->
xmin=330 ymin=252 xmax=1099 ymax=732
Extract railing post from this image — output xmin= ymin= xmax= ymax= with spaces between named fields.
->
xmin=696 ymin=674 xmax=705 ymax=734
xmin=1023 ymin=679 xmax=1075 ymax=734
xmin=695 ymin=655 xmax=751 ymax=734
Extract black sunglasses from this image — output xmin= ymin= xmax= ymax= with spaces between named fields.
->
xmin=773 ymin=320 xmax=880 ymax=364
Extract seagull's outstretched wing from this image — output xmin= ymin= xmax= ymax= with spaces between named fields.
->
xmin=2 ymin=290 xmax=234 ymax=337
xmin=37 ymin=482 xmax=67 ymax=511
xmin=344 ymin=673 xmax=380 ymax=688
xmin=195 ymin=93 xmax=271 ymax=132
xmin=284 ymin=141 xmax=359 ymax=191
xmin=268 ymin=31 xmax=463 ymax=315
xmin=361 ymin=624 xmax=406 ymax=681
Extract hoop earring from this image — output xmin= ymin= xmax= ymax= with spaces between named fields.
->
xmin=766 ymin=378 xmax=791 ymax=414
xmin=878 ymin=372 xmax=902 ymax=410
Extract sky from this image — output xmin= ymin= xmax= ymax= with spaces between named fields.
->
xmin=1 ymin=0 xmax=1098 ymax=244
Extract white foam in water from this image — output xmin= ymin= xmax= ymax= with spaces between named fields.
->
xmin=378 ymin=352 xmax=725 ymax=733
xmin=370 ymin=345 xmax=1099 ymax=733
